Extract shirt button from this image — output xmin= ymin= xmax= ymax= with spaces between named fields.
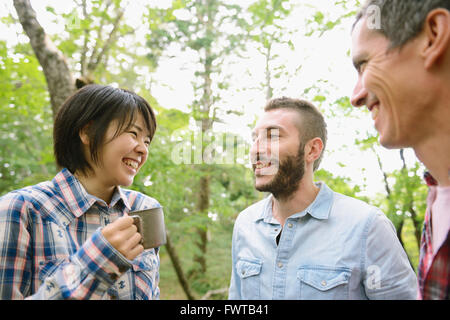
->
xmin=321 ymin=280 xmax=327 ymax=287
xmin=118 ymin=266 xmax=128 ymax=273
xmin=278 ymin=262 xmax=283 ymax=268
xmin=287 ymin=223 xmax=293 ymax=228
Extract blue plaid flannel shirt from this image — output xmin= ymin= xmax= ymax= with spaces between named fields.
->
xmin=0 ymin=168 xmax=161 ymax=300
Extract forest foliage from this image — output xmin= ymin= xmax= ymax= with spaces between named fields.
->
xmin=0 ymin=0 xmax=426 ymax=299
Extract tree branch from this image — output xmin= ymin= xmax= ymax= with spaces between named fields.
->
xmin=87 ymin=7 xmax=125 ymax=74
xmin=164 ymin=232 xmax=197 ymax=300
xmin=79 ymin=0 xmax=90 ymax=76
xmin=13 ymin=0 xmax=74 ymax=117
xmin=86 ymin=0 xmax=111 ymax=72
xmin=399 ymin=149 xmax=421 ymax=248
xmin=200 ymin=287 xmax=228 ymax=300
xmin=372 ymin=145 xmax=391 ymax=197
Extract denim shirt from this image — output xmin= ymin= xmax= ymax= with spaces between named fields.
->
xmin=228 ymin=182 xmax=417 ymax=300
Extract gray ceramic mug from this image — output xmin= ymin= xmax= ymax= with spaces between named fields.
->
xmin=129 ymin=207 xmax=166 ymax=249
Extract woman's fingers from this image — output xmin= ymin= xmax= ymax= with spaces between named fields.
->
xmin=101 ymin=215 xmax=144 ymax=261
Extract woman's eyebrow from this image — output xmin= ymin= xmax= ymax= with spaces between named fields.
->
xmin=132 ymin=124 xmax=143 ymax=132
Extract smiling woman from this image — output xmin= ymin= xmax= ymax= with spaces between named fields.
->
xmin=0 ymin=84 xmax=163 ymax=300
xmin=54 ymin=84 xmax=157 ymax=180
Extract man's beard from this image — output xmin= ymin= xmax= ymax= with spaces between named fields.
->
xmin=254 ymin=147 xmax=305 ymax=201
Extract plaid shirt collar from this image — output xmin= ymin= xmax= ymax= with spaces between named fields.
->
xmin=52 ymin=168 xmax=131 ymax=219
xmin=0 ymin=168 xmax=160 ymax=299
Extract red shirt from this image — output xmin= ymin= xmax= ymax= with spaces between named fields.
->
xmin=417 ymin=172 xmax=450 ymax=300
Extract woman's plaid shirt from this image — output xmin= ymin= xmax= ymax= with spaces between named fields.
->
xmin=0 ymin=168 xmax=161 ymax=300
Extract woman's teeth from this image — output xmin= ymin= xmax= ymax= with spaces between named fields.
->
xmin=123 ymin=159 xmax=138 ymax=169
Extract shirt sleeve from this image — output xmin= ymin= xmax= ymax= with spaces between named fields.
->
xmin=228 ymin=217 xmax=242 ymax=299
xmin=0 ymin=193 xmax=33 ymax=299
xmin=0 ymin=194 xmax=132 ymax=300
xmin=363 ymin=210 xmax=418 ymax=300
xmin=128 ymin=193 xmax=161 ymax=299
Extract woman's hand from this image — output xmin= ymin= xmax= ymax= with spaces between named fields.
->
xmin=101 ymin=215 xmax=144 ymax=261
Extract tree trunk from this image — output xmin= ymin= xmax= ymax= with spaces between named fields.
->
xmin=409 ymin=207 xmax=422 ymax=249
xmin=13 ymin=0 xmax=75 ymax=118
xmin=164 ymin=232 xmax=196 ymax=300
xmin=396 ymin=217 xmax=405 ymax=247
xmin=190 ymin=0 xmax=215 ymax=278
xmin=373 ymin=147 xmax=408 ymax=249
xmin=373 ymin=146 xmax=392 ymax=197
xmin=396 ymin=216 xmax=415 ymax=270
xmin=193 ymin=173 xmax=210 ymax=275
xmin=265 ymin=44 xmax=273 ymax=100
xmin=399 ymin=149 xmax=422 ymax=249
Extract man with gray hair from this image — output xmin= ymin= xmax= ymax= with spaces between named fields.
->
xmin=350 ymin=0 xmax=450 ymax=299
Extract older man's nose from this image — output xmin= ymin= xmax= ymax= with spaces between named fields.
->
xmin=351 ymin=78 xmax=368 ymax=107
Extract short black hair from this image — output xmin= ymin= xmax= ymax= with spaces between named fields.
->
xmin=264 ymin=97 xmax=327 ymax=171
xmin=54 ymin=84 xmax=157 ymax=174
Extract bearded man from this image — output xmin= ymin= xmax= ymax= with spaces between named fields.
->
xmin=228 ymin=97 xmax=417 ymax=300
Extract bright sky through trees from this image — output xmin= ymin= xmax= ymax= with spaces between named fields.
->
xmin=0 ymin=0 xmax=422 ymax=197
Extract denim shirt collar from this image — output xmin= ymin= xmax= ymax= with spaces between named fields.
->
xmin=258 ymin=181 xmax=333 ymax=223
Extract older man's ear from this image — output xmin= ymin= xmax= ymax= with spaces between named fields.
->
xmin=421 ymin=9 xmax=450 ymax=69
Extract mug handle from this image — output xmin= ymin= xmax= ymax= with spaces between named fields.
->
xmin=130 ymin=215 xmax=144 ymax=246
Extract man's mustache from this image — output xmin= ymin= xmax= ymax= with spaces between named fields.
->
xmin=250 ymin=153 xmax=279 ymax=166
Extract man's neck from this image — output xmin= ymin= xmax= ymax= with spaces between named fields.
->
xmin=271 ymin=178 xmax=320 ymax=227
xmin=415 ymin=136 xmax=450 ymax=187
xmin=414 ymin=94 xmax=450 ymax=186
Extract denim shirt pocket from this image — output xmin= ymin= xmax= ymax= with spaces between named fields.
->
xmin=297 ymin=266 xmax=351 ymax=300
xmin=236 ymin=258 xmax=262 ymax=299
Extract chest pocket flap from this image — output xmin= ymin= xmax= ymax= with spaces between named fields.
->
xmin=236 ymin=259 xmax=262 ymax=279
xmin=298 ymin=266 xmax=351 ymax=291
xmin=38 ymin=259 xmax=65 ymax=281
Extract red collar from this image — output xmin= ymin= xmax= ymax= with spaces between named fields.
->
xmin=423 ymin=171 xmax=438 ymax=186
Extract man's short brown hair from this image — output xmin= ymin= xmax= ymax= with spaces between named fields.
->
xmin=264 ymin=97 xmax=327 ymax=171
